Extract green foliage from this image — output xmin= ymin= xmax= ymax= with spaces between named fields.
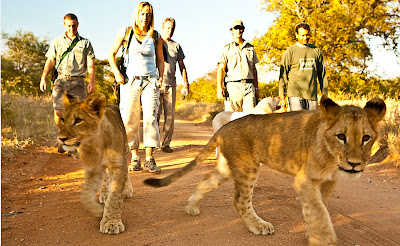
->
xmin=186 ymin=68 xmax=221 ymax=104
xmin=255 ymin=0 xmax=400 ymax=95
xmin=1 ymin=29 xmax=119 ymax=103
xmin=259 ymin=81 xmax=279 ymax=98
xmin=1 ymin=30 xmax=49 ymax=96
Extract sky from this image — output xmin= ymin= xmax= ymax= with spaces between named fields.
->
xmin=2 ymin=0 xmax=399 ymax=84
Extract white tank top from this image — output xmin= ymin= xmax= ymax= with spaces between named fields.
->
xmin=126 ymin=31 xmax=157 ymax=80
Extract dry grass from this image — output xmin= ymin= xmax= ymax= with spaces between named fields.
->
xmin=1 ymin=92 xmax=398 ymax=165
xmin=1 ymin=93 xmax=58 ymax=161
xmin=175 ymin=101 xmax=223 ymax=123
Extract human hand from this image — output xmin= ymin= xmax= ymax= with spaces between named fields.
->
xmin=115 ymin=72 xmax=125 ymax=85
xmin=39 ymin=77 xmax=47 ymax=92
xmin=87 ymin=81 xmax=95 ymax=93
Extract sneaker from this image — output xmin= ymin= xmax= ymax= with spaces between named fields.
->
xmin=161 ymin=145 xmax=173 ymax=153
xmin=143 ymin=158 xmax=161 ymax=173
xmin=129 ymin=157 xmax=142 ymax=171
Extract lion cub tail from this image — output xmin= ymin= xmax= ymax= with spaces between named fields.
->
xmin=144 ymin=133 xmax=221 ymax=188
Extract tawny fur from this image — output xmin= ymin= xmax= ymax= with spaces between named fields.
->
xmin=212 ymin=97 xmax=280 ymax=133
xmin=58 ymin=92 xmax=133 ymax=235
xmin=144 ymin=95 xmax=386 ymax=245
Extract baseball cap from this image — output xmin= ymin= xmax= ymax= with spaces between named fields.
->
xmin=230 ymin=19 xmax=244 ymax=30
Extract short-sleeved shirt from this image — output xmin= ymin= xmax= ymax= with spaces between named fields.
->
xmin=46 ymin=32 xmax=95 ymax=77
xmin=162 ymin=39 xmax=185 ymax=87
xmin=219 ymin=41 xmax=259 ymax=82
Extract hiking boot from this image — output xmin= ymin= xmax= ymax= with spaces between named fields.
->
xmin=143 ymin=158 xmax=161 ymax=173
xmin=161 ymin=145 xmax=173 ymax=153
xmin=129 ymin=157 xmax=141 ymax=172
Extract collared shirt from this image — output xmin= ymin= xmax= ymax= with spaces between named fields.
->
xmin=219 ymin=40 xmax=259 ymax=82
xmin=46 ymin=32 xmax=95 ymax=77
xmin=162 ymin=39 xmax=185 ymax=87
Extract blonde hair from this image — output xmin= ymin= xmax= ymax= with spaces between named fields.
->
xmin=133 ymin=2 xmax=154 ymax=36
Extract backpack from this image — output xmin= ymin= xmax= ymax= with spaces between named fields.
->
xmin=122 ymin=26 xmax=159 ymax=55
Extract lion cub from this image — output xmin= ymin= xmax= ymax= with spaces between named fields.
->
xmin=144 ymin=96 xmax=386 ymax=245
xmin=58 ymin=92 xmax=133 ymax=234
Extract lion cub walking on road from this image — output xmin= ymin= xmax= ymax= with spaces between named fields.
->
xmin=145 ymin=96 xmax=386 ymax=245
xmin=58 ymin=92 xmax=133 ymax=234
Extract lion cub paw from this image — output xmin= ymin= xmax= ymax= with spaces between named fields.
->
xmin=99 ymin=192 xmax=108 ymax=204
xmin=185 ymin=204 xmax=200 ymax=216
xmin=123 ymin=180 xmax=133 ymax=199
xmin=100 ymin=218 xmax=125 ymax=234
xmin=247 ymin=221 xmax=274 ymax=235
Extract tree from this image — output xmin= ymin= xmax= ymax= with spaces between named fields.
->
xmin=1 ymin=30 xmax=49 ymax=96
xmin=254 ymin=0 xmax=400 ymax=94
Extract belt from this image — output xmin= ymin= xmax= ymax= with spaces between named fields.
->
xmin=58 ymin=74 xmax=85 ymax=80
xmin=228 ymin=79 xmax=252 ymax=83
xmin=133 ymin=75 xmax=158 ymax=80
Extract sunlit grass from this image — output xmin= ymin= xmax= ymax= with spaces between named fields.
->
xmin=1 ymin=92 xmax=398 ymax=165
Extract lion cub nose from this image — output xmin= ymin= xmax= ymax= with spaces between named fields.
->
xmin=347 ymin=160 xmax=361 ymax=168
xmin=58 ymin=137 xmax=68 ymax=143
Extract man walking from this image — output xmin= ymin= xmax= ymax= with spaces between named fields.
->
xmin=217 ymin=19 xmax=259 ymax=112
xmin=40 ymin=13 xmax=95 ymax=152
xmin=158 ymin=17 xmax=189 ymax=153
xmin=279 ymin=23 xmax=328 ymax=111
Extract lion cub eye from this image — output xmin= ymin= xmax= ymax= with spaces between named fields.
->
xmin=362 ymin=135 xmax=371 ymax=144
xmin=336 ymin=133 xmax=346 ymax=144
xmin=74 ymin=118 xmax=83 ymax=125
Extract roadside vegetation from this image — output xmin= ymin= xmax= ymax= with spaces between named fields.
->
xmin=2 ymin=0 xmax=399 ymax=163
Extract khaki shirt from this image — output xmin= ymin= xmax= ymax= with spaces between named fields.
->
xmin=219 ymin=41 xmax=259 ymax=82
xmin=46 ymin=32 xmax=95 ymax=77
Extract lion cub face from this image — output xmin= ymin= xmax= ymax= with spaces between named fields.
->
xmin=320 ymin=97 xmax=386 ymax=178
xmin=58 ymin=92 xmax=107 ymax=152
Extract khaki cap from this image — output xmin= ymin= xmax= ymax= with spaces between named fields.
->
xmin=230 ymin=19 xmax=244 ymax=29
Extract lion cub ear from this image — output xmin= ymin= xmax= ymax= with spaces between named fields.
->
xmin=84 ymin=92 xmax=107 ymax=117
xmin=364 ymin=98 xmax=386 ymax=123
xmin=319 ymin=94 xmax=340 ymax=119
xmin=62 ymin=93 xmax=79 ymax=108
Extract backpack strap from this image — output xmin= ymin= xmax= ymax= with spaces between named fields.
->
xmin=152 ymin=30 xmax=158 ymax=47
xmin=121 ymin=26 xmax=133 ymax=57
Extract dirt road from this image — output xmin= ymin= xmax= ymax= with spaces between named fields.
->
xmin=2 ymin=118 xmax=400 ymax=246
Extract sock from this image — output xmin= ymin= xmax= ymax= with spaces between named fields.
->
xmin=145 ymin=156 xmax=153 ymax=161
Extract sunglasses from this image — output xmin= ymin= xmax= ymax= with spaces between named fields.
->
xmin=233 ymin=26 xmax=244 ymax=31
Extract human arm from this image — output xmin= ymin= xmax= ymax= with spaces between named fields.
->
xmin=108 ymin=29 xmax=124 ymax=84
xmin=278 ymin=50 xmax=290 ymax=111
xmin=40 ymin=58 xmax=56 ymax=92
xmin=317 ymin=51 xmax=328 ymax=95
xmin=155 ymin=37 xmax=164 ymax=87
xmin=87 ymin=56 xmax=95 ymax=93
xmin=252 ymin=64 xmax=259 ymax=102
xmin=217 ymin=62 xmax=226 ymax=100
xmin=178 ymin=59 xmax=189 ymax=95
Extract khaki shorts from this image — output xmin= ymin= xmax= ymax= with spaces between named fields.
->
xmin=52 ymin=78 xmax=87 ymax=110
